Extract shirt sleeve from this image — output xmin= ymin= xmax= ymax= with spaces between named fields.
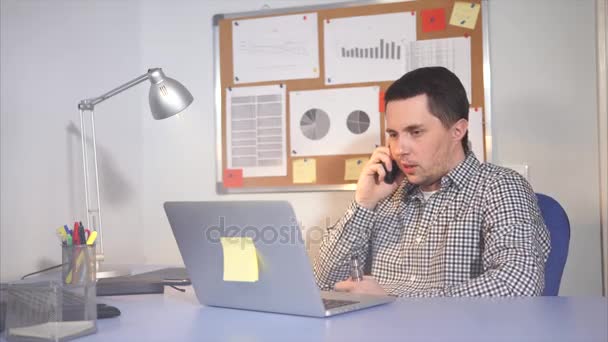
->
xmin=313 ymin=201 xmax=377 ymax=290
xmin=384 ymin=170 xmax=551 ymax=297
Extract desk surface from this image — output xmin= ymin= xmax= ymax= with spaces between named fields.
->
xmin=82 ymin=287 xmax=607 ymax=342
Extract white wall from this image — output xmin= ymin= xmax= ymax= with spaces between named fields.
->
xmin=1 ymin=0 xmax=603 ymax=295
xmin=597 ymin=0 xmax=608 ymax=296
xmin=137 ymin=0 xmax=350 ymax=268
xmin=487 ymin=0 xmax=602 ymax=295
xmin=0 ymin=0 xmax=146 ymax=280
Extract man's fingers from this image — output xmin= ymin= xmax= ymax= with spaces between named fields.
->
xmin=334 ymin=279 xmax=355 ymax=292
xmin=370 ymin=150 xmax=392 ymax=170
xmin=372 ymin=146 xmax=390 ymax=156
xmin=335 ymin=276 xmax=388 ymax=296
xmin=369 ymin=163 xmax=386 ymax=182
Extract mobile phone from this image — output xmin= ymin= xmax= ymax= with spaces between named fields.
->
xmin=382 ymin=160 xmax=401 ymax=184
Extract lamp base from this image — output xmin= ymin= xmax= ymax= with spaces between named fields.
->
xmin=96 ymin=279 xmax=164 ymax=296
xmin=95 ymin=267 xmax=189 ymax=296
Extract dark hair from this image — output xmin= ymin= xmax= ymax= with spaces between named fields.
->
xmin=384 ymin=67 xmax=470 ymax=153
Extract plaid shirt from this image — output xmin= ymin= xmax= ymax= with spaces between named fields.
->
xmin=313 ymin=153 xmax=551 ymax=297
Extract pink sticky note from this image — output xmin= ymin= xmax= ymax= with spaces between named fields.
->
xmin=223 ymin=169 xmax=243 ymax=188
xmin=422 ymin=8 xmax=446 ymax=33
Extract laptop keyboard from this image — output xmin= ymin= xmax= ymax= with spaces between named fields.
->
xmin=322 ymin=298 xmax=359 ymax=310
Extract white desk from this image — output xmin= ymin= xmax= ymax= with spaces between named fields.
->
xmin=80 ymin=287 xmax=607 ymax=342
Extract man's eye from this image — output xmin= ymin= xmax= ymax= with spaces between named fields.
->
xmin=412 ymin=130 xmax=422 ymax=136
xmin=388 ymin=132 xmax=397 ymax=138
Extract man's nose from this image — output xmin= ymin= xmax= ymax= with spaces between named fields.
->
xmin=395 ymin=136 xmax=411 ymax=156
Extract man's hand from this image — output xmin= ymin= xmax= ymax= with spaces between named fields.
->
xmin=334 ymin=276 xmax=388 ymax=296
xmin=355 ymin=147 xmax=405 ymax=210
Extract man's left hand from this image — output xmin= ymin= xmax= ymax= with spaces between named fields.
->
xmin=334 ymin=276 xmax=388 ymax=296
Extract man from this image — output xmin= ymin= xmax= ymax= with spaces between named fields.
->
xmin=313 ymin=67 xmax=551 ymax=297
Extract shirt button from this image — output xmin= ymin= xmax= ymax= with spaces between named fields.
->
xmin=410 ymin=275 xmax=417 ymax=282
xmin=415 ymin=236 xmax=422 ymax=244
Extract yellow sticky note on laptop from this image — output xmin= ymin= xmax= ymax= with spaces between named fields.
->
xmin=292 ymin=158 xmax=316 ymax=183
xmin=220 ymin=237 xmax=259 ymax=282
xmin=344 ymin=157 xmax=369 ymax=181
xmin=449 ymin=2 xmax=481 ymax=30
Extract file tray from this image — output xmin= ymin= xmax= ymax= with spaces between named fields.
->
xmin=4 ymin=281 xmax=96 ymax=342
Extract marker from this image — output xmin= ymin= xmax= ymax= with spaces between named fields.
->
xmin=56 ymin=227 xmax=67 ymax=239
xmin=63 ymin=225 xmax=70 ymax=236
xmin=65 ymin=250 xmax=85 ymax=284
xmin=86 ymin=231 xmax=98 ymax=245
xmin=66 ymin=235 xmax=73 ymax=247
xmin=56 ymin=227 xmax=67 ymax=243
xmin=78 ymin=222 xmax=86 ymax=245
xmin=72 ymin=222 xmax=80 ymax=245
xmin=56 ymin=228 xmax=67 ymax=245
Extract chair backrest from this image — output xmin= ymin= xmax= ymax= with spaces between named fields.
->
xmin=536 ymin=193 xmax=570 ymax=296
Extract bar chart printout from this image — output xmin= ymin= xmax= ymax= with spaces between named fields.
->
xmin=324 ymin=12 xmax=416 ymax=85
xmin=341 ymin=39 xmax=402 ymax=60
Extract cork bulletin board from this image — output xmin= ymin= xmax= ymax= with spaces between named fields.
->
xmin=213 ymin=0 xmax=490 ymax=193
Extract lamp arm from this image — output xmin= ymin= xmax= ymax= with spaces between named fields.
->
xmin=78 ymin=72 xmax=150 ymax=110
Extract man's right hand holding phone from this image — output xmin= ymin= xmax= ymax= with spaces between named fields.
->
xmin=355 ymin=147 xmax=405 ymax=210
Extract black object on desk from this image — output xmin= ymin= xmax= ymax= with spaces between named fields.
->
xmin=96 ymin=267 xmax=191 ymax=296
xmin=0 ymin=301 xmax=6 ymax=333
xmin=97 ymin=303 xmax=121 ymax=319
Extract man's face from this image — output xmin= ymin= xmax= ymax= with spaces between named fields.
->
xmin=385 ymin=94 xmax=465 ymax=191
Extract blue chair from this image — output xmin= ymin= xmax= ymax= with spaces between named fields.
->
xmin=536 ymin=193 xmax=570 ymax=296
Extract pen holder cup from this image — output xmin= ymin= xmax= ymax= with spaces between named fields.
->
xmin=4 ymin=246 xmax=97 ymax=341
xmin=60 ymin=244 xmax=97 ymax=331
xmin=61 ymin=244 xmax=96 ymax=288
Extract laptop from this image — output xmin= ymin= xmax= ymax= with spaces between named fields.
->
xmin=164 ymin=201 xmax=395 ymax=317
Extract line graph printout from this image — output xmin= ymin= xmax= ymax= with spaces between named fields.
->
xmin=404 ymin=37 xmax=472 ymax=102
xmin=232 ymin=13 xmax=319 ymax=84
xmin=324 ymin=12 xmax=416 ymax=85
xmin=227 ymin=85 xmax=287 ymax=177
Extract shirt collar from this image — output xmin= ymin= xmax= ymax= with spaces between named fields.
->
xmin=400 ymin=152 xmax=481 ymax=201
xmin=444 ymin=151 xmax=481 ymax=190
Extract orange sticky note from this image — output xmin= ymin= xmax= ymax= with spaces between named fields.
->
xmin=422 ymin=8 xmax=446 ymax=32
xmin=379 ymin=91 xmax=386 ymax=113
xmin=223 ymin=169 xmax=243 ymax=188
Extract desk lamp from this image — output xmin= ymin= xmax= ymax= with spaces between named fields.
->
xmin=78 ymin=68 xmax=193 ymax=278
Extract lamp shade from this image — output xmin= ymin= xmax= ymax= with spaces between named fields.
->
xmin=147 ymin=68 xmax=194 ymax=120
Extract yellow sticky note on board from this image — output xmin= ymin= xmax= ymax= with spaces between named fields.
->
xmin=293 ymin=158 xmax=317 ymax=183
xmin=220 ymin=237 xmax=259 ymax=282
xmin=344 ymin=157 xmax=369 ymax=181
xmin=450 ymin=2 xmax=481 ymax=30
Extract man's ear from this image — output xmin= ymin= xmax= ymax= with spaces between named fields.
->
xmin=451 ymin=118 xmax=468 ymax=142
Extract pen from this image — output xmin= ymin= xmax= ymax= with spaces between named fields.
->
xmin=350 ymin=256 xmax=363 ymax=282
